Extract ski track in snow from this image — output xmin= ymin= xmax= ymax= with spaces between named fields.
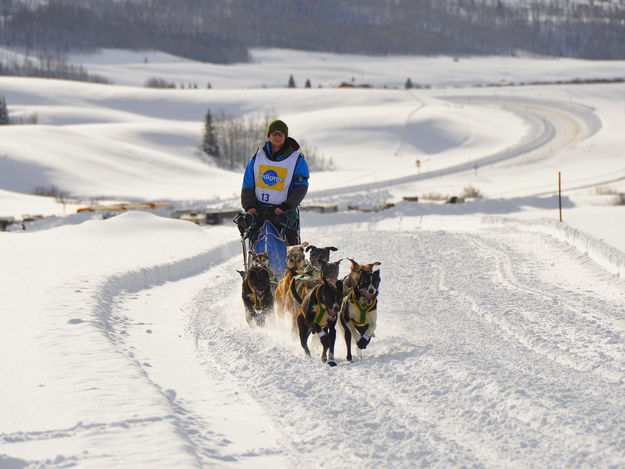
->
xmin=104 ymin=223 xmax=625 ymax=468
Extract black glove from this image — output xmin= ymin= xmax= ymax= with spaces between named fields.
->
xmin=357 ymin=334 xmax=371 ymax=349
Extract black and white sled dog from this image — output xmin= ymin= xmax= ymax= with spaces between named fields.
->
xmin=296 ymin=275 xmax=344 ymax=366
xmin=339 ymin=263 xmax=381 ymax=362
xmin=238 ymin=265 xmax=274 ymax=327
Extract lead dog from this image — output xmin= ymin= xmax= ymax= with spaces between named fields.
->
xmin=340 ymin=265 xmax=381 ymax=362
xmin=275 ymin=242 xmax=309 ymax=317
xmin=238 ymin=266 xmax=274 ymax=327
xmin=296 ymin=277 xmax=344 ymax=366
xmin=342 ymin=258 xmax=382 ymax=296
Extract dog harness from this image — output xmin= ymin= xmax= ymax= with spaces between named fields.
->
xmin=247 ymin=280 xmax=264 ymax=310
xmin=300 ymin=284 xmax=331 ymax=328
xmin=288 ymin=274 xmax=315 ymax=301
xmin=350 ymin=290 xmax=377 ymax=326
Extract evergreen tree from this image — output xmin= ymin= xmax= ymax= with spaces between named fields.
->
xmin=288 ymin=74 xmax=296 ymax=88
xmin=405 ymin=78 xmax=413 ymax=89
xmin=305 ymin=79 xmax=311 ymax=88
xmin=202 ymin=109 xmax=220 ymax=159
xmin=0 ymin=95 xmax=9 ymax=125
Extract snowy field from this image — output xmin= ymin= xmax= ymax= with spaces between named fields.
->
xmin=2 ymin=48 xmax=625 ymax=468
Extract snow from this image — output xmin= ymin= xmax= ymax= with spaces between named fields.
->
xmin=70 ymin=47 xmax=625 ymax=89
xmin=2 ymin=48 xmax=625 ymax=467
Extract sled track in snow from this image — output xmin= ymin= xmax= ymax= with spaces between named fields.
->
xmin=102 ymin=220 xmax=625 ymax=467
xmin=456 ymin=232 xmax=625 ymax=383
xmin=69 ymin=201 xmax=625 ymax=468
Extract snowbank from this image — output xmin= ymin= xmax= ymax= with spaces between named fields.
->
xmin=482 ymin=216 xmax=625 ymax=279
xmin=0 ymin=212 xmax=240 ymax=466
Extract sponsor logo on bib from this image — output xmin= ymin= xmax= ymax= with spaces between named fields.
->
xmin=258 ymin=165 xmax=288 ymax=191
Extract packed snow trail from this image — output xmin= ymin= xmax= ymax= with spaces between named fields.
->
xmin=109 ymin=222 xmax=625 ymax=468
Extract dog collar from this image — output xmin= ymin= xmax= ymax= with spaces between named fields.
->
xmin=350 ymin=290 xmax=376 ymax=326
xmin=295 ymin=274 xmax=314 ymax=281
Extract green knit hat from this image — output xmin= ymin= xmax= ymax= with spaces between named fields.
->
xmin=267 ymin=119 xmax=288 ymax=138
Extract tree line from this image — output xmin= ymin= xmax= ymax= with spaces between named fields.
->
xmin=0 ymin=54 xmax=110 ymax=83
xmin=1 ymin=0 xmax=625 ymax=61
xmin=202 ymin=109 xmax=333 ymax=171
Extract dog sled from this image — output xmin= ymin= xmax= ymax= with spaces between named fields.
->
xmin=233 ymin=206 xmax=300 ymax=277
xmin=233 ymin=207 xmax=300 ymax=327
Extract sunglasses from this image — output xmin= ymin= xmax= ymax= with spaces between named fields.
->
xmin=270 ymin=131 xmax=285 ymax=137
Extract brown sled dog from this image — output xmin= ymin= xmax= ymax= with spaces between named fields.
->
xmin=275 ymin=242 xmax=309 ymax=317
xmin=286 ymin=259 xmax=341 ymax=334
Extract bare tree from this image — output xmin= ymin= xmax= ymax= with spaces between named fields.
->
xmin=0 ymin=95 xmax=9 ymax=125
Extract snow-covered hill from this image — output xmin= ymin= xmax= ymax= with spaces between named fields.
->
xmin=2 ymin=48 xmax=625 ymax=468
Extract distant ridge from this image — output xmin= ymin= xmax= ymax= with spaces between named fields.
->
xmin=1 ymin=0 xmax=625 ymax=61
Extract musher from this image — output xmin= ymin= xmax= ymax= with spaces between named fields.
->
xmin=240 ymin=119 xmax=309 ymax=245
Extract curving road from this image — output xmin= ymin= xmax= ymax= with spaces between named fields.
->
xmin=307 ymin=93 xmax=607 ymax=202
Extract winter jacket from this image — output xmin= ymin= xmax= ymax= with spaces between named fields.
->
xmin=241 ymin=137 xmax=309 ymax=211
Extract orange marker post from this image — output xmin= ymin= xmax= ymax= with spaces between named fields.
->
xmin=558 ymin=171 xmax=563 ymax=222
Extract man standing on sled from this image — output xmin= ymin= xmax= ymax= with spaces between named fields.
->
xmin=240 ymin=119 xmax=309 ymax=246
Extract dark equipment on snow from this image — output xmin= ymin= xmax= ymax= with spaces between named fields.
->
xmin=233 ymin=206 xmax=301 ymax=328
xmin=233 ymin=206 xmax=301 ymax=275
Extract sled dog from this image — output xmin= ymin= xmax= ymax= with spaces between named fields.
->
xmin=340 ymin=264 xmax=381 ymax=362
xmin=238 ymin=266 xmax=274 ymax=327
xmin=275 ymin=242 xmax=309 ymax=317
xmin=249 ymin=251 xmax=278 ymax=293
xmin=342 ymin=259 xmax=382 ymax=296
xmin=286 ymin=259 xmax=341 ymax=334
xmin=297 ymin=277 xmax=344 ymax=366
xmin=305 ymin=245 xmax=338 ymax=276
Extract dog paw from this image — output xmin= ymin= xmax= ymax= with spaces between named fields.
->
xmin=357 ymin=335 xmax=371 ymax=349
